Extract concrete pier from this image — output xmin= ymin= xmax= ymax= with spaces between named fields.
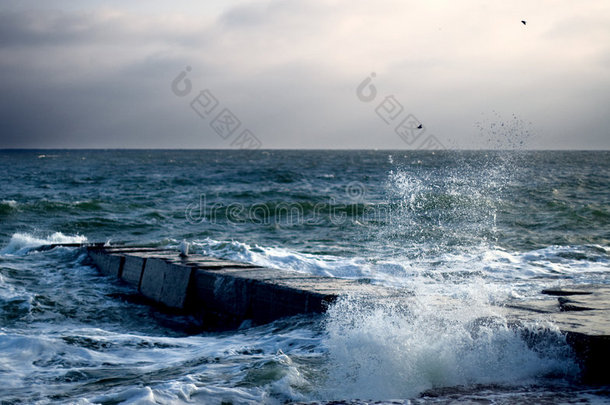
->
xmin=87 ymin=246 xmax=400 ymax=328
xmin=85 ymin=245 xmax=610 ymax=384
xmin=506 ymin=285 xmax=610 ymax=384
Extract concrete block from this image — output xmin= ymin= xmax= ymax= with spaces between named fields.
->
xmin=188 ymin=268 xmax=334 ymax=326
xmin=89 ymin=250 xmax=123 ymax=278
xmin=179 ymin=258 xmax=261 ymax=270
xmin=121 ymin=255 xmax=146 ymax=288
xmin=126 ymin=251 xmax=179 ymax=260
xmin=566 ymin=331 xmax=610 ymax=384
xmin=249 ymin=282 xmax=328 ymax=323
xmin=105 ymin=247 xmax=171 ymax=254
xmin=140 ymin=258 xmax=193 ymax=309
xmin=189 ymin=270 xmax=251 ymax=318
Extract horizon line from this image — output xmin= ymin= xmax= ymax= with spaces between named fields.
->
xmin=1 ymin=148 xmax=609 ymax=152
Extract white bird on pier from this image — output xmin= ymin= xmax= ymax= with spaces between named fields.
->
xmin=179 ymin=240 xmax=189 ymax=257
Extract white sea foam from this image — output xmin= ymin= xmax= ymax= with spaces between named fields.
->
xmin=190 ymin=238 xmax=609 ymax=295
xmin=0 ymin=232 xmax=87 ymax=256
xmin=192 ymin=238 xmax=370 ymax=278
xmin=185 ymin=237 xmax=599 ymax=400
xmin=321 ymin=293 xmax=577 ymax=400
xmin=0 ymin=235 xmax=601 ymax=403
xmin=1 ymin=199 xmax=18 ymax=208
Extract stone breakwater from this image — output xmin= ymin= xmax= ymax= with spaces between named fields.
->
xmin=86 ymin=246 xmax=402 ymax=329
xmin=82 ymin=245 xmax=609 ymax=384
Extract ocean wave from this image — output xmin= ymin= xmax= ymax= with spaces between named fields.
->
xmin=0 ymin=320 xmax=321 ymax=404
xmin=0 ymin=199 xmax=107 ymax=219
xmin=0 ymin=200 xmax=18 ymax=215
xmin=31 ymin=199 xmax=105 ymax=212
xmin=191 ymin=238 xmax=370 ymax=278
xmin=189 ymin=238 xmax=609 ymax=292
xmin=321 ymin=295 xmax=577 ymax=400
xmin=0 ymin=199 xmax=18 ymax=208
xmin=0 ymin=232 xmax=87 ymax=256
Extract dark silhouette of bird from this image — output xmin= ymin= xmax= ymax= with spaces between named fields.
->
xmin=521 ymin=20 xmax=527 ymax=25
xmin=417 ymin=124 xmax=423 ymax=129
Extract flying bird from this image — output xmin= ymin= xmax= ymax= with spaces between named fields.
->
xmin=521 ymin=20 xmax=527 ymax=25
xmin=417 ymin=124 xmax=423 ymax=129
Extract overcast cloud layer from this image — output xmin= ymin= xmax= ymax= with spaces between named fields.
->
xmin=0 ymin=0 xmax=609 ymax=149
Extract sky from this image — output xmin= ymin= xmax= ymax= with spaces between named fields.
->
xmin=0 ymin=0 xmax=609 ymax=149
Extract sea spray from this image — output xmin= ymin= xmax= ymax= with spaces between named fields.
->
xmin=381 ymin=151 xmax=516 ymax=259
xmin=321 ymin=292 xmax=578 ymax=400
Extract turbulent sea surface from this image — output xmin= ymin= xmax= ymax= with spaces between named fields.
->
xmin=0 ymin=150 xmax=608 ymax=404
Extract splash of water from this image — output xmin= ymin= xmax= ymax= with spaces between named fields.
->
xmin=0 ymin=232 xmax=87 ymax=256
xmin=321 ymin=293 xmax=577 ymax=400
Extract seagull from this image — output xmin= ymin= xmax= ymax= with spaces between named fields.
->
xmin=521 ymin=20 xmax=527 ymax=25
xmin=417 ymin=124 xmax=423 ymax=129
xmin=179 ymin=240 xmax=189 ymax=257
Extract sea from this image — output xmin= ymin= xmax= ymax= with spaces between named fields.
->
xmin=0 ymin=149 xmax=608 ymax=404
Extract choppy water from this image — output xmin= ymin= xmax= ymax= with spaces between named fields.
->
xmin=0 ymin=150 xmax=609 ymax=404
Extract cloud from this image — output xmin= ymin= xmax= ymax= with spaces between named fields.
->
xmin=0 ymin=1 xmax=609 ymax=149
